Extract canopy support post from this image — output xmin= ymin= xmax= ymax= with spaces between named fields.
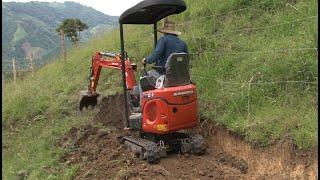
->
xmin=154 ymin=23 xmax=157 ymax=48
xmin=120 ymin=24 xmax=130 ymax=129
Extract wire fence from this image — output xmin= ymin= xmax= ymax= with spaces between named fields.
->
xmin=177 ymin=0 xmax=271 ymax=26
xmin=191 ymin=76 xmax=318 ymax=85
xmin=191 ymin=74 xmax=318 ymax=118
xmin=177 ymin=0 xmax=319 ymax=104
xmin=4 ymin=0 xmax=316 ymax=120
xmin=183 ymin=15 xmax=318 ymax=39
xmin=7 ymin=0 xmax=318 ymax=92
xmin=177 ymin=2 xmax=318 ymax=87
xmin=189 ymin=47 xmax=318 ymax=55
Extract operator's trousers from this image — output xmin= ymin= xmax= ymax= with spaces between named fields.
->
xmin=139 ymin=69 xmax=161 ymax=104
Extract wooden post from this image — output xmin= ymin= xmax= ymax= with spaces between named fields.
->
xmin=12 ymin=59 xmax=17 ymax=86
xmin=60 ymin=29 xmax=66 ymax=62
xmin=29 ymin=52 xmax=34 ymax=77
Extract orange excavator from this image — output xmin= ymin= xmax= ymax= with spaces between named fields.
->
xmin=79 ymin=0 xmax=205 ymax=163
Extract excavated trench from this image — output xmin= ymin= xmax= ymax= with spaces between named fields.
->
xmin=58 ymin=93 xmax=318 ymax=179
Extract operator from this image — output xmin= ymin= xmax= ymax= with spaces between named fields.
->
xmin=141 ymin=20 xmax=188 ymax=79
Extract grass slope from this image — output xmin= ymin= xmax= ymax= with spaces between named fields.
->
xmin=3 ymin=0 xmax=318 ymax=179
xmin=177 ymin=0 xmax=318 ymax=149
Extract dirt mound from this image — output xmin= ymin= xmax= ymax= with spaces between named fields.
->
xmin=94 ymin=93 xmax=125 ymax=130
xmin=59 ymin=124 xmax=250 ymax=179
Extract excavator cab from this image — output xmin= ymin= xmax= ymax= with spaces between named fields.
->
xmin=80 ymin=0 xmax=205 ymax=163
xmin=133 ymin=52 xmax=198 ymax=134
xmin=118 ymin=0 xmax=196 ymax=130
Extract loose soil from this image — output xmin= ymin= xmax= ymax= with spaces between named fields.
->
xmin=93 ymin=94 xmax=125 ymax=130
xmin=58 ymin=94 xmax=318 ymax=179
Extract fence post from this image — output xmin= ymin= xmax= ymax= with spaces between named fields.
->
xmin=247 ymin=72 xmax=261 ymax=118
xmin=12 ymin=58 xmax=17 ymax=87
xmin=247 ymin=76 xmax=255 ymax=118
xmin=60 ymin=29 xmax=66 ymax=62
xmin=29 ymin=52 xmax=34 ymax=77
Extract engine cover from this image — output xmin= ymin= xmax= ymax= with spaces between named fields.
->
xmin=141 ymin=84 xmax=198 ymax=134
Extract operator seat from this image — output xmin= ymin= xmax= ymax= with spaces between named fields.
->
xmin=138 ymin=53 xmax=190 ymax=92
xmin=163 ymin=52 xmax=190 ymax=87
xmin=132 ymin=53 xmax=190 ymax=112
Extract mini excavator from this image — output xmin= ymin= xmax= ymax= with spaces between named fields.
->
xmin=79 ymin=0 xmax=205 ymax=163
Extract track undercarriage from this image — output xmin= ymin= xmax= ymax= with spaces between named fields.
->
xmin=118 ymin=132 xmax=205 ymax=164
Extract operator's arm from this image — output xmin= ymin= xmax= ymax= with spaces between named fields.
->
xmin=145 ymin=37 xmax=166 ymax=64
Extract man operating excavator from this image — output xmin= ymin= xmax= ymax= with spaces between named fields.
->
xmin=141 ymin=19 xmax=188 ymax=79
xmin=79 ymin=0 xmax=205 ymax=163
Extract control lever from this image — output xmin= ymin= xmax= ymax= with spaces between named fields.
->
xmin=141 ymin=63 xmax=148 ymax=77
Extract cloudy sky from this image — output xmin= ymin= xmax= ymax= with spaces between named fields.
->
xmin=2 ymin=0 xmax=144 ymax=16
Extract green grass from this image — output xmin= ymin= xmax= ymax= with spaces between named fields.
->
xmin=12 ymin=24 xmax=27 ymax=44
xmin=2 ymin=113 xmax=91 ymax=179
xmin=178 ymin=0 xmax=318 ymax=149
xmin=2 ymin=0 xmax=318 ymax=179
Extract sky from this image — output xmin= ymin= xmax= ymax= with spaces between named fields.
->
xmin=2 ymin=0 xmax=144 ymax=16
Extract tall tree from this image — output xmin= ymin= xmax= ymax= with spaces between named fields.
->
xmin=56 ymin=18 xmax=89 ymax=45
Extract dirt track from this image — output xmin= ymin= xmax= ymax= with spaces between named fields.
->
xmin=58 ymin=94 xmax=318 ymax=179
xmin=59 ymin=124 xmax=253 ymax=179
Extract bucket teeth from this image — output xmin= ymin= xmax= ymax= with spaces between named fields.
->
xmin=79 ymin=92 xmax=99 ymax=111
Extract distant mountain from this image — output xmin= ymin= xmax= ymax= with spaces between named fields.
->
xmin=2 ymin=1 xmax=118 ymax=74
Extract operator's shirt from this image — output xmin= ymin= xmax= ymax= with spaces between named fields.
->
xmin=146 ymin=34 xmax=188 ymax=73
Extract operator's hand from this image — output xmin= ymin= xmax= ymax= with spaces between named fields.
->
xmin=142 ymin=58 xmax=146 ymax=65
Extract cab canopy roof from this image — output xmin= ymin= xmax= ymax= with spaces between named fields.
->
xmin=119 ymin=0 xmax=186 ymax=24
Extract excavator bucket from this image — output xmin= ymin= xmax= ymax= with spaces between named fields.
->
xmin=79 ymin=91 xmax=99 ymax=111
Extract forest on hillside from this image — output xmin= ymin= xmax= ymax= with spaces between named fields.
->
xmin=2 ymin=1 xmax=118 ymax=76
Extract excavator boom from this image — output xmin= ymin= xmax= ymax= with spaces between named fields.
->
xmin=79 ymin=52 xmax=137 ymax=111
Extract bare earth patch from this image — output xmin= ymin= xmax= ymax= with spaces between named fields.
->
xmin=58 ymin=94 xmax=318 ymax=179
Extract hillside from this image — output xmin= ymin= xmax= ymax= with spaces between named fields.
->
xmin=2 ymin=0 xmax=318 ymax=179
xmin=2 ymin=1 xmax=118 ymax=75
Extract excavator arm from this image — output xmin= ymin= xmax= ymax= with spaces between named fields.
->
xmin=79 ymin=51 xmax=137 ymax=111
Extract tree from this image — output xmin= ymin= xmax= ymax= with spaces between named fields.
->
xmin=56 ymin=18 xmax=88 ymax=45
